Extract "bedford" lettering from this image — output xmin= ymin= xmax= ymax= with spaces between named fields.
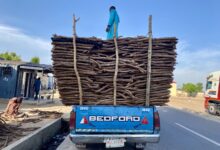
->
xmin=89 ymin=116 xmax=140 ymax=122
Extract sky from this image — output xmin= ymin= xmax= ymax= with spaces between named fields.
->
xmin=0 ymin=0 xmax=220 ymax=88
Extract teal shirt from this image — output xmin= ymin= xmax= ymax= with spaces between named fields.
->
xmin=107 ymin=9 xmax=120 ymax=40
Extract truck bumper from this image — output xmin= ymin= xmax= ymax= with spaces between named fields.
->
xmin=69 ymin=133 xmax=160 ymax=144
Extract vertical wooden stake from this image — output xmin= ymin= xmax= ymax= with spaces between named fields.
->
xmin=113 ymin=23 xmax=119 ymax=106
xmin=73 ymin=15 xmax=83 ymax=105
xmin=145 ymin=15 xmax=152 ymax=106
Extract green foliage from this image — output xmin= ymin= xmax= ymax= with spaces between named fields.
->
xmin=31 ymin=57 xmax=40 ymax=64
xmin=182 ymin=82 xmax=203 ymax=97
xmin=196 ymin=83 xmax=203 ymax=92
xmin=0 ymin=52 xmax=21 ymax=61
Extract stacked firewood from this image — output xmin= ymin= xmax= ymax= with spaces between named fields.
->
xmin=51 ymin=35 xmax=177 ymax=106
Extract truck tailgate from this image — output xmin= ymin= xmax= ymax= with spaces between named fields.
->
xmin=74 ymin=105 xmax=154 ymax=134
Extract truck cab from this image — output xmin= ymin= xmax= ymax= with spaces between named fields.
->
xmin=204 ymin=71 xmax=220 ymax=115
xmin=69 ymin=105 xmax=160 ymax=149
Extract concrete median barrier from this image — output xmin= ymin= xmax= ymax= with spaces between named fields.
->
xmin=3 ymin=118 xmax=62 ymax=150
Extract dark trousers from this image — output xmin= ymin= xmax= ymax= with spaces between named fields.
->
xmin=34 ymin=90 xmax=39 ymax=100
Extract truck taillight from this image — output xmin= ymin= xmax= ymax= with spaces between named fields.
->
xmin=154 ymin=111 xmax=160 ymax=132
xmin=69 ymin=111 xmax=76 ymax=130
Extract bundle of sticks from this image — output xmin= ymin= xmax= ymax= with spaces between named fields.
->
xmin=51 ymin=35 xmax=177 ymax=106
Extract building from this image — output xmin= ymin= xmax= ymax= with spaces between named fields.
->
xmin=0 ymin=60 xmax=24 ymax=98
xmin=15 ymin=63 xmax=53 ymax=98
xmin=0 ymin=60 xmax=53 ymax=99
xmin=169 ymin=81 xmax=177 ymax=97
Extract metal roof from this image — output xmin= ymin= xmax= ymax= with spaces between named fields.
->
xmin=18 ymin=63 xmax=53 ymax=73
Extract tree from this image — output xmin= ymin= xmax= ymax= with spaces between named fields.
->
xmin=182 ymin=82 xmax=203 ymax=97
xmin=196 ymin=83 xmax=203 ymax=92
xmin=31 ymin=57 xmax=40 ymax=64
xmin=0 ymin=52 xmax=21 ymax=61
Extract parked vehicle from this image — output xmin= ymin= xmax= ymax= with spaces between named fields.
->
xmin=204 ymin=71 xmax=220 ymax=115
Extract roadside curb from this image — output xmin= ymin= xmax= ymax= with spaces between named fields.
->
xmin=3 ymin=118 xmax=62 ymax=150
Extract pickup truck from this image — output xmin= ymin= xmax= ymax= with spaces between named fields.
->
xmin=69 ymin=105 xmax=160 ymax=149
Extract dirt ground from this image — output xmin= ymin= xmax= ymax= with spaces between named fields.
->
xmin=0 ymin=96 xmax=207 ymax=118
xmin=0 ymin=98 xmax=71 ymax=114
xmin=0 ymin=98 xmax=71 ymax=149
xmin=167 ymin=96 xmax=206 ymax=114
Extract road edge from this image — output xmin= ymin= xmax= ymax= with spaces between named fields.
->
xmin=164 ymin=106 xmax=220 ymax=123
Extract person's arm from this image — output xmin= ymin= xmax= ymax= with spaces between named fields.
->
xmin=15 ymin=103 xmax=21 ymax=115
xmin=5 ymin=98 xmax=16 ymax=114
xmin=108 ymin=10 xmax=116 ymax=27
xmin=5 ymin=102 xmax=11 ymax=114
xmin=106 ymin=10 xmax=116 ymax=32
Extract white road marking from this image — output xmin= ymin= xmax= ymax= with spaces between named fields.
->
xmin=175 ymin=123 xmax=220 ymax=147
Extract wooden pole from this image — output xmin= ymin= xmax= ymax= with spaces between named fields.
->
xmin=145 ymin=15 xmax=152 ymax=106
xmin=73 ymin=15 xmax=83 ymax=105
xmin=113 ymin=23 xmax=119 ymax=106
xmin=52 ymin=76 xmax=54 ymax=103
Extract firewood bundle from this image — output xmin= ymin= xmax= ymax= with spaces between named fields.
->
xmin=51 ymin=35 xmax=177 ymax=106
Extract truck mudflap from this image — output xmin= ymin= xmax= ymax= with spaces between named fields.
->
xmin=74 ymin=105 xmax=154 ymax=134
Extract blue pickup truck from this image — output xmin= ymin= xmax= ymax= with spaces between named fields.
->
xmin=69 ymin=105 xmax=160 ymax=149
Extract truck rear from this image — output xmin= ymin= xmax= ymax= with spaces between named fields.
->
xmin=69 ymin=105 xmax=160 ymax=149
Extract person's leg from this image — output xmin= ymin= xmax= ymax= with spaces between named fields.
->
xmin=34 ymin=90 xmax=38 ymax=100
xmin=36 ymin=90 xmax=39 ymax=99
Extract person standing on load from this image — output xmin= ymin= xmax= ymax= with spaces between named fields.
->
xmin=34 ymin=76 xmax=41 ymax=100
xmin=106 ymin=6 xmax=120 ymax=40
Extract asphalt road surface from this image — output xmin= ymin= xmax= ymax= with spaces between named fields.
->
xmin=57 ymin=106 xmax=220 ymax=150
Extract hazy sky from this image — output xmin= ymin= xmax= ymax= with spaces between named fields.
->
xmin=0 ymin=0 xmax=220 ymax=87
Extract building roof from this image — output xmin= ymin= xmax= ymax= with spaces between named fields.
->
xmin=18 ymin=63 xmax=53 ymax=73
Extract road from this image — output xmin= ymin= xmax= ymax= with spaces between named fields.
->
xmin=147 ymin=106 xmax=220 ymax=150
xmin=57 ymin=106 xmax=220 ymax=150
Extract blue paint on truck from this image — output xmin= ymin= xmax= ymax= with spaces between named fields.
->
xmin=74 ymin=105 xmax=154 ymax=133
xmin=69 ymin=105 xmax=160 ymax=149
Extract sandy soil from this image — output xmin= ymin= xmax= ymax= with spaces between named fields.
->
xmin=167 ymin=96 xmax=206 ymax=114
xmin=0 ymin=98 xmax=71 ymax=114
